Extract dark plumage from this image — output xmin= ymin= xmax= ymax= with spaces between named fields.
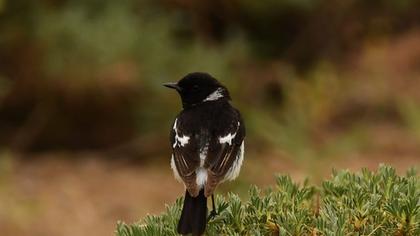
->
xmin=164 ymin=72 xmax=245 ymax=236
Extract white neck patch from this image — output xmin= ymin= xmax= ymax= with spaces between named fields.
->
xmin=203 ymin=88 xmax=224 ymax=102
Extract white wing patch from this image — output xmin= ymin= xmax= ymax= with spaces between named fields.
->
xmin=203 ymin=88 xmax=224 ymax=102
xmin=219 ymin=122 xmax=240 ymax=145
xmin=219 ymin=132 xmax=237 ymax=145
xmin=172 ymin=119 xmax=190 ymax=148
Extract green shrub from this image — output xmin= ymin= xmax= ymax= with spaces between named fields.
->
xmin=115 ymin=165 xmax=419 ymax=235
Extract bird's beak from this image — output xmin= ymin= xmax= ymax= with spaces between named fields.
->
xmin=163 ymin=82 xmax=181 ymax=91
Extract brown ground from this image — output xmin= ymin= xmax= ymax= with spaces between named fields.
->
xmin=0 ymin=149 xmax=418 ymax=236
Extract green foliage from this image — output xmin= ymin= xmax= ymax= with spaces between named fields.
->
xmin=116 ymin=165 xmax=419 ymax=235
xmin=32 ymin=0 xmax=247 ymax=84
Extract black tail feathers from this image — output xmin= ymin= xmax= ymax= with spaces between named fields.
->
xmin=177 ymin=189 xmax=207 ymax=236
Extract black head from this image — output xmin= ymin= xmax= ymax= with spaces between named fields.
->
xmin=164 ymin=72 xmax=230 ymax=108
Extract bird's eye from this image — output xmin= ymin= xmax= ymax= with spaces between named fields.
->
xmin=192 ymin=85 xmax=199 ymax=90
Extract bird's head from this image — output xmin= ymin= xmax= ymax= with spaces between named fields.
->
xmin=164 ymin=72 xmax=230 ymax=108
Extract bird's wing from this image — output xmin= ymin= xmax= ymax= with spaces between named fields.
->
xmin=170 ymin=118 xmax=201 ymax=197
xmin=204 ymin=114 xmax=245 ymax=197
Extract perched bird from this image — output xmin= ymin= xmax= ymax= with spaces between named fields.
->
xmin=164 ymin=72 xmax=245 ymax=236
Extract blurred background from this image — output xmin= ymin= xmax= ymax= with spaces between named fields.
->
xmin=1 ymin=0 xmax=420 ymax=235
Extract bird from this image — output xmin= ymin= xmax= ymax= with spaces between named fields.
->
xmin=164 ymin=72 xmax=245 ymax=236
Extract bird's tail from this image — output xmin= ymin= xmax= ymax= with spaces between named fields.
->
xmin=177 ymin=189 xmax=207 ymax=236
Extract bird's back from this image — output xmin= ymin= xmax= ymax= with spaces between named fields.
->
xmin=173 ymin=100 xmax=242 ymax=152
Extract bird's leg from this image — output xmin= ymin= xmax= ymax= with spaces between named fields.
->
xmin=211 ymin=194 xmax=217 ymax=215
xmin=207 ymin=194 xmax=217 ymax=221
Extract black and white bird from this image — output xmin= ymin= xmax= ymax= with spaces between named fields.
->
xmin=164 ymin=72 xmax=245 ymax=236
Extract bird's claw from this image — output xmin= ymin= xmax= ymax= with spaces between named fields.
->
xmin=207 ymin=210 xmax=217 ymax=222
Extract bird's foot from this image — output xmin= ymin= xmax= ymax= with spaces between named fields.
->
xmin=207 ymin=210 xmax=218 ymax=222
